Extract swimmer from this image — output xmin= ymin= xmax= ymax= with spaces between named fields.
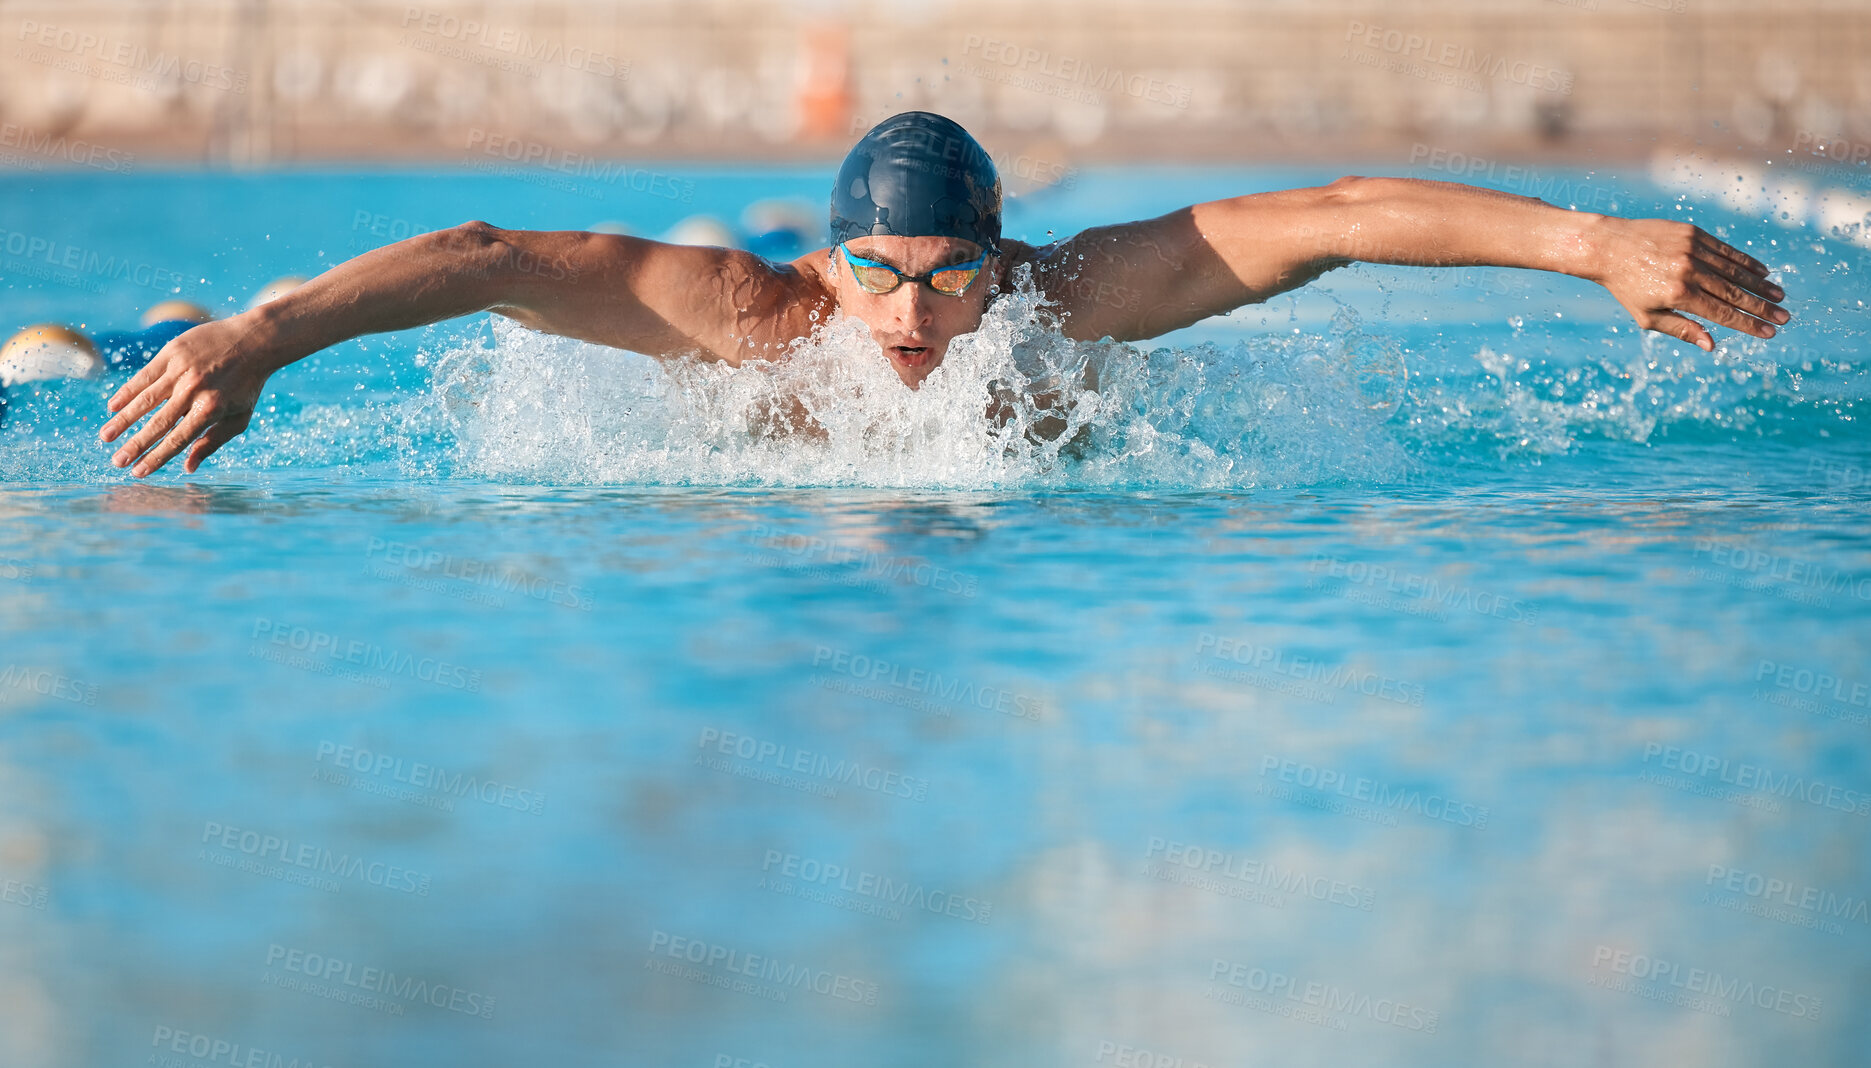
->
xmin=97 ymin=111 xmax=1789 ymax=477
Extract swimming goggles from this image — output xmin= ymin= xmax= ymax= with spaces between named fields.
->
xmin=839 ymin=242 xmax=988 ymax=297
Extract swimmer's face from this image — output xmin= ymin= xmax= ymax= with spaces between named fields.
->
xmin=830 ymin=236 xmax=995 ymax=388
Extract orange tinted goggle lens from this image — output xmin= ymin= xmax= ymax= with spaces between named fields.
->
xmin=929 ymin=266 xmax=981 ymax=294
xmin=850 ymin=262 xmax=903 ymax=293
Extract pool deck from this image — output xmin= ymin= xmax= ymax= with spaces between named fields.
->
xmin=1 ymin=0 xmax=1864 ymax=172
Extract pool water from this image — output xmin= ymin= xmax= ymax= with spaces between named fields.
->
xmin=0 ymin=164 xmax=1867 ymax=1067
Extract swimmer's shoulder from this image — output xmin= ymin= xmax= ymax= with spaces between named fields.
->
xmin=777 ymin=247 xmax=840 ymax=322
xmin=788 ymin=247 xmax=837 ymax=295
xmin=997 ymin=238 xmax=1046 ymax=267
xmin=994 ymin=239 xmax=1052 ymax=293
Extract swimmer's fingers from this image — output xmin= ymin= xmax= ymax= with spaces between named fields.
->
xmin=1696 ymin=274 xmax=1787 ymax=335
xmin=1642 ymin=286 xmax=1772 ymax=350
xmin=105 ymin=352 xmax=169 ymax=419
xmin=1693 ymin=229 xmax=1770 ymax=277
xmin=99 ymin=363 xmax=175 ymax=443
xmin=109 ymin=388 xmax=192 ymax=473
xmin=1640 ymin=310 xmax=1716 ymax=352
xmin=183 ymin=414 xmax=250 ymax=474
xmin=1694 ymin=249 xmax=1786 ymax=307
xmin=133 ymin=396 xmax=221 ymax=478
xmin=1681 ymin=286 xmax=1779 ymax=340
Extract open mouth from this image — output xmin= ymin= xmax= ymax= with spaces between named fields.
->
xmin=889 ymin=345 xmax=931 ymax=368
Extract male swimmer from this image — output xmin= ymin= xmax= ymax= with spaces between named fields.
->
xmin=84 ymin=111 xmax=1786 ymax=477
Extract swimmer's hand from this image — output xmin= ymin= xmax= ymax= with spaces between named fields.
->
xmin=99 ymin=314 xmax=276 ymax=476
xmin=1587 ymin=218 xmax=1788 ymax=352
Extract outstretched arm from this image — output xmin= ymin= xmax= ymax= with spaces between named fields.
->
xmin=1023 ymin=176 xmax=1788 ymax=349
xmin=99 ymin=223 xmax=821 ymax=477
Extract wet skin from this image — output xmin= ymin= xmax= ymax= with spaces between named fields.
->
xmin=804 ymin=235 xmax=999 ymax=389
xmin=98 ymin=176 xmax=1788 ymax=476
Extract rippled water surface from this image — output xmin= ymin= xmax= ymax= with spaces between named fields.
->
xmin=1 ymin=165 xmax=1868 ymax=1067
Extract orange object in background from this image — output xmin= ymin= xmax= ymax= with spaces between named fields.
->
xmin=797 ymin=23 xmax=852 ymax=141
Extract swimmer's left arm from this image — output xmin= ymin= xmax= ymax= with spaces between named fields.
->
xmin=1029 ymin=176 xmax=1788 ymax=351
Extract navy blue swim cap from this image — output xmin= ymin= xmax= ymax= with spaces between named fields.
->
xmin=830 ymin=112 xmax=1001 ymax=256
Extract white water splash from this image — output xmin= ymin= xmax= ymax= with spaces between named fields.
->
xmin=416 ymin=272 xmax=1418 ymax=490
xmin=5 ymin=279 xmax=1857 ymax=486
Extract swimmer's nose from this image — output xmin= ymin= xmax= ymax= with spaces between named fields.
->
xmin=887 ymin=283 xmax=935 ymax=332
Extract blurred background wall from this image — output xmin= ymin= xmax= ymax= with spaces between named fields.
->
xmin=0 ymin=0 xmax=1866 ymax=172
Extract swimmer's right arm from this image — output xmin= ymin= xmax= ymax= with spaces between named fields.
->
xmin=100 ymin=222 xmax=822 ymax=476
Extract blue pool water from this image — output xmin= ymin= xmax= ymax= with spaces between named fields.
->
xmin=1 ymin=163 xmax=1868 ymax=1066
